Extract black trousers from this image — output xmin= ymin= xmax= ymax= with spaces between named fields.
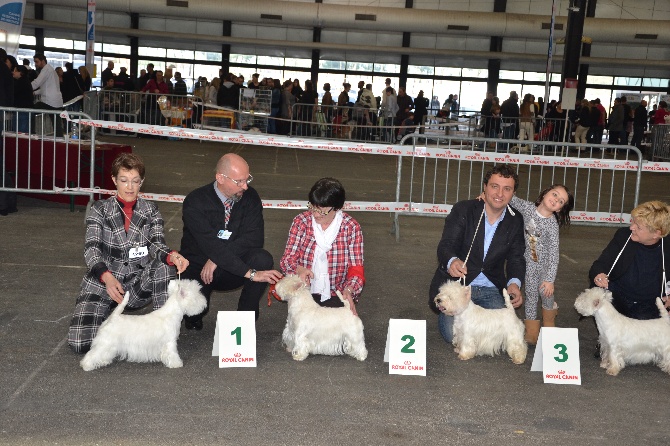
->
xmin=32 ymin=101 xmax=64 ymax=137
xmin=181 ymin=247 xmax=274 ymax=321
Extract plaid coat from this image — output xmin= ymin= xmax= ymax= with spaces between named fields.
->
xmin=79 ymin=196 xmax=172 ymax=302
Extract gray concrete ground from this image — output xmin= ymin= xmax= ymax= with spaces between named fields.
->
xmin=1 ymin=136 xmax=669 ymax=445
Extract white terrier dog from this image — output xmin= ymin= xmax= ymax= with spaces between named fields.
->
xmin=574 ymin=287 xmax=670 ymax=376
xmin=80 ymin=279 xmax=207 ymax=371
xmin=433 ymin=281 xmax=527 ymax=364
xmin=274 ymin=274 xmax=368 ymax=361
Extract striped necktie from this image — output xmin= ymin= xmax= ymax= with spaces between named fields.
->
xmin=224 ymin=199 xmax=233 ymax=226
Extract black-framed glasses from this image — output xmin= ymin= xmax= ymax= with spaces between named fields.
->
xmin=307 ymin=203 xmax=333 ymax=216
xmin=220 ymin=173 xmax=253 ymax=187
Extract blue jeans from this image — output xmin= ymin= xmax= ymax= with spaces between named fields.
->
xmin=438 ymin=286 xmax=505 ymax=343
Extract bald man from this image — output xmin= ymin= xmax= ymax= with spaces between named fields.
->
xmin=179 ymin=153 xmax=282 ymax=329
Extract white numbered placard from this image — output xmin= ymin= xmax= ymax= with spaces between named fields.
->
xmin=531 ymin=327 xmax=581 ymax=385
xmin=212 ymin=311 xmax=257 ymax=368
xmin=384 ymin=319 xmax=426 ymax=376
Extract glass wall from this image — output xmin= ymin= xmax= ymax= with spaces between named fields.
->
xmin=13 ymin=33 xmax=669 ymax=106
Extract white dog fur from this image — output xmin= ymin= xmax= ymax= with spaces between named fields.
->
xmin=274 ymin=274 xmax=367 ymax=361
xmin=433 ymin=281 xmax=527 ymax=364
xmin=574 ymin=287 xmax=670 ymax=376
xmin=80 ymin=279 xmax=207 ymax=371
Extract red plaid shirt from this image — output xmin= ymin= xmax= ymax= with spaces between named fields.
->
xmin=280 ymin=211 xmax=364 ymax=298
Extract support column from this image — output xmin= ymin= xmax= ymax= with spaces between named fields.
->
xmin=129 ymin=13 xmax=139 ymax=79
xmin=399 ymin=0 xmax=413 ymax=89
xmin=576 ymin=0 xmax=597 ymax=99
xmin=311 ymin=27 xmax=320 ymax=84
xmin=221 ymin=20 xmax=231 ymax=75
xmin=561 ymin=0 xmax=587 ymax=94
xmin=486 ymin=0 xmax=507 ymax=96
xmin=35 ymin=3 xmax=44 ymax=53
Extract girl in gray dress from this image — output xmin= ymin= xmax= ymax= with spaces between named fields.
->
xmin=510 ymin=184 xmax=574 ymax=345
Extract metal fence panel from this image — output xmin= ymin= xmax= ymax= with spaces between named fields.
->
xmin=392 ymin=134 xmax=643 ymax=240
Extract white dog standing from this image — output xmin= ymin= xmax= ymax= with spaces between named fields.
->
xmin=433 ymin=281 xmax=527 ymax=364
xmin=80 ymin=279 xmax=207 ymax=371
xmin=574 ymin=287 xmax=670 ymax=376
xmin=274 ymin=274 xmax=367 ymax=361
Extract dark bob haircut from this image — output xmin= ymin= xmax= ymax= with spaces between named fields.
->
xmin=111 ymin=152 xmax=146 ymax=179
xmin=308 ymin=177 xmax=345 ymax=210
xmin=483 ymin=164 xmax=519 ymax=192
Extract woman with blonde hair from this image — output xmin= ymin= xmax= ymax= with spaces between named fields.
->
xmin=78 ymin=66 xmax=92 ymax=91
xmin=590 ymin=200 xmax=670 ymax=320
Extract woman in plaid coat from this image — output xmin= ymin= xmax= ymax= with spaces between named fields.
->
xmin=280 ymin=178 xmax=365 ymax=315
xmin=68 ymin=153 xmax=188 ymax=353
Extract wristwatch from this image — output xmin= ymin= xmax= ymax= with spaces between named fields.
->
xmin=249 ymin=269 xmax=257 ymax=282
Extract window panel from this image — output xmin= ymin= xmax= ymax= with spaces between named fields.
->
xmin=139 ymin=46 xmax=166 ymax=58
xmin=44 ymin=38 xmax=73 ymax=50
xmin=195 ymin=51 xmax=223 ymax=62
xmin=435 ymin=67 xmax=461 ymax=77
xmin=408 ymin=65 xmax=435 ymax=76
xmin=230 ymin=54 xmax=257 ymax=64
xmin=285 ymin=57 xmax=311 ymax=68
xmin=373 ymin=63 xmax=400 ymax=74
xmin=167 ymin=49 xmax=195 ymax=60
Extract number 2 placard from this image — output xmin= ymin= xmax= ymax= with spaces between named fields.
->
xmin=384 ymin=319 xmax=426 ymax=376
xmin=530 ymin=327 xmax=581 ymax=385
xmin=212 ymin=311 xmax=257 ymax=368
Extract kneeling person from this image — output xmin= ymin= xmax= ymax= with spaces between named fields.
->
xmin=179 ymin=153 xmax=282 ymax=330
xmin=68 ymin=153 xmax=189 ymax=353
xmin=428 ymin=164 xmax=526 ymax=343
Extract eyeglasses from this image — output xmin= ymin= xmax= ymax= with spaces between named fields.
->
xmin=220 ymin=173 xmax=253 ymax=187
xmin=117 ymin=178 xmax=143 ymax=188
xmin=307 ymin=203 xmax=333 ymax=216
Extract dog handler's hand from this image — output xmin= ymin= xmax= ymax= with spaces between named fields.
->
xmin=169 ymin=252 xmax=189 ymax=274
xmin=295 ymin=266 xmax=314 ymax=286
xmin=201 ymin=259 xmax=217 ymax=285
xmin=594 ymin=273 xmax=609 ymax=289
xmin=448 ymin=259 xmax=467 ymax=278
xmin=252 ymin=269 xmax=283 ymax=284
xmin=342 ymin=288 xmax=358 ymax=316
xmin=507 ymin=283 xmax=523 ymax=308
xmin=102 ymin=272 xmax=124 ymax=304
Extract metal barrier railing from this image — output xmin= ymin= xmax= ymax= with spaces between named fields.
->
xmin=652 ymin=124 xmax=670 ymax=161
xmin=0 ymin=107 xmax=98 ymax=206
xmin=83 ymin=90 xmax=202 ymax=134
xmin=392 ymin=133 xmax=643 ymax=241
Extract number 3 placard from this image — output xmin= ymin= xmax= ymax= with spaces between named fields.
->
xmin=211 ymin=311 xmax=257 ymax=368
xmin=530 ymin=327 xmax=581 ymax=385
xmin=384 ymin=319 xmax=427 ymax=376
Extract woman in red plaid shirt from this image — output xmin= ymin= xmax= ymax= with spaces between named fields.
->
xmin=280 ymin=178 xmax=365 ymax=315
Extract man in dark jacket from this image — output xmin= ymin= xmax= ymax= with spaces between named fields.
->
xmin=630 ymin=99 xmax=648 ymax=151
xmin=179 ymin=153 xmax=282 ymax=330
xmin=429 ymin=164 xmax=525 ymax=344
xmin=217 ymin=73 xmax=240 ymax=109
xmin=500 ymin=91 xmax=520 ymax=146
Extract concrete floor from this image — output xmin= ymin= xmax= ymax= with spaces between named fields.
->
xmin=1 ymin=135 xmax=669 ymax=445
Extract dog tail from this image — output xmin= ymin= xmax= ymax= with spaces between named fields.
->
xmin=111 ymin=292 xmax=130 ymax=317
xmin=655 ymin=298 xmax=670 ymax=323
xmin=502 ymin=288 xmax=514 ymax=310
xmin=335 ymin=290 xmax=351 ymax=310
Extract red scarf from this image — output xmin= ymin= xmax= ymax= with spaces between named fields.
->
xmin=117 ymin=196 xmax=137 ymax=233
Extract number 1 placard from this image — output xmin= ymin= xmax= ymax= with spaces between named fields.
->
xmin=530 ymin=327 xmax=581 ymax=385
xmin=212 ymin=311 xmax=257 ymax=368
xmin=384 ymin=319 xmax=426 ymax=376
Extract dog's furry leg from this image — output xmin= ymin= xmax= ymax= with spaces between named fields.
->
xmin=605 ymin=347 xmax=624 ymax=376
xmin=161 ymin=341 xmax=183 ymax=368
xmin=506 ymin=337 xmax=528 ymax=364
